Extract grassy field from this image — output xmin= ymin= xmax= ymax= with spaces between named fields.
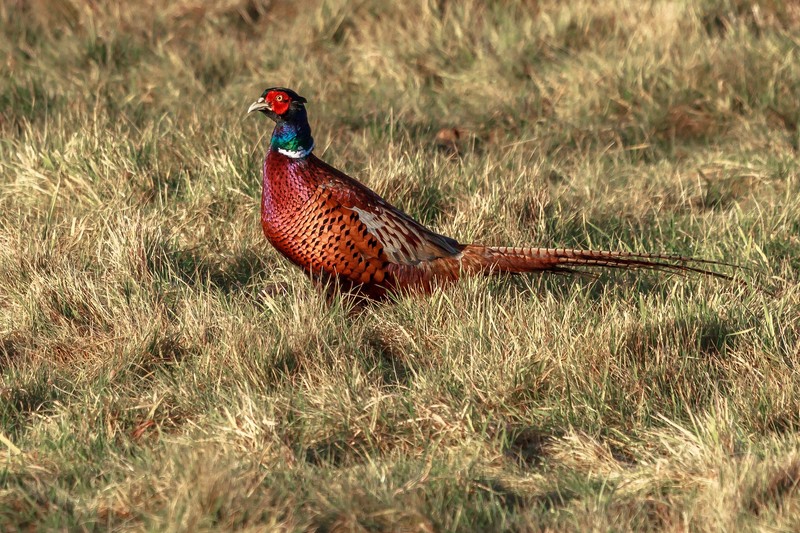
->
xmin=2 ymin=0 xmax=799 ymax=530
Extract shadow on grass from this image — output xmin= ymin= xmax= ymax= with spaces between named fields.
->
xmin=122 ymin=330 xmax=195 ymax=384
xmin=1 ymin=336 xmax=73 ymax=439
xmin=624 ymin=314 xmax=743 ymax=359
xmin=0 ymin=77 xmax=62 ymax=130
xmin=615 ymin=311 xmax=753 ymax=417
xmin=364 ymin=327 xmax=414 ymax=388
xmin=0 ymin=333 xmax=27 ymax=374
xmin=501 ymin=426 xmax=554 ymax=467
xmin=303 ymin=437 xmax=357 ymax=468
xmin=145 ymin=239 xmax=270 ymax=294
xmin=473 ymin=478 xmax=529 ymax=511
xmin=1 ymin=367 xmax=73 ymax=439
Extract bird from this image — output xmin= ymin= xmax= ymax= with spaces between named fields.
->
xmin=247 ymin=87 xmax=734 ymax=301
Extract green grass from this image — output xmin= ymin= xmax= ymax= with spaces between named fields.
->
xmin=1 ymin=0 xmax=799 ymax=530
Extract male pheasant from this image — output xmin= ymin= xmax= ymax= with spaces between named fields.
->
xmin=248 ymin=87 xmax=731 ymax=300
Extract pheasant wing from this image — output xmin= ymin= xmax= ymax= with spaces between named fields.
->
xmin=311 ymin=155 xmax=463 ymax=266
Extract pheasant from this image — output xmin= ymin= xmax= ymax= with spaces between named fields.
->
xmin=248 ymin=87 xmax=733 ymax=300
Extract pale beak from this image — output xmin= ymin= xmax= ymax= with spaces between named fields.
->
xmin=247 ymin=97 xmax=271 ymax=114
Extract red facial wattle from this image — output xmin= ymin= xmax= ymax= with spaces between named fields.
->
xmin=268 ymin=91 xmax=291 ymax=115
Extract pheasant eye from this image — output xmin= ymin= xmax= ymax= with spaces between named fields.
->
xmin=275 ymin=95 xmax=284 ymax=102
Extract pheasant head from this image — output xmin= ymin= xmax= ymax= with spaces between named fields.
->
xmin=248 ymin=87 xmax=314 ymax=158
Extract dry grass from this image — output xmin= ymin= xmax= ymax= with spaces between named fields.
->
xmin=1 ymin=0 xmax=799 ymax=530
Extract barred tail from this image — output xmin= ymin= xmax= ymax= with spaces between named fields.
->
xmin=460 ymin=245 xmax=738 ymax=281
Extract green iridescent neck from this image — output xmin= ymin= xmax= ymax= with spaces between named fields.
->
xmin=271 ymin=112 xmax=314 ymax=158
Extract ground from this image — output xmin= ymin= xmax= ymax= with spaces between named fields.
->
xmin=1 ymin=0 xmax=799 ymax=531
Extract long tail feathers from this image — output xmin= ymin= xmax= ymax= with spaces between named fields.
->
xmin=462 ymin=245 xmax=740 ymax=282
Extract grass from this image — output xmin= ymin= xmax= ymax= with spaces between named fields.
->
xmin=1 ymin=0 xmax=799 ymax=530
